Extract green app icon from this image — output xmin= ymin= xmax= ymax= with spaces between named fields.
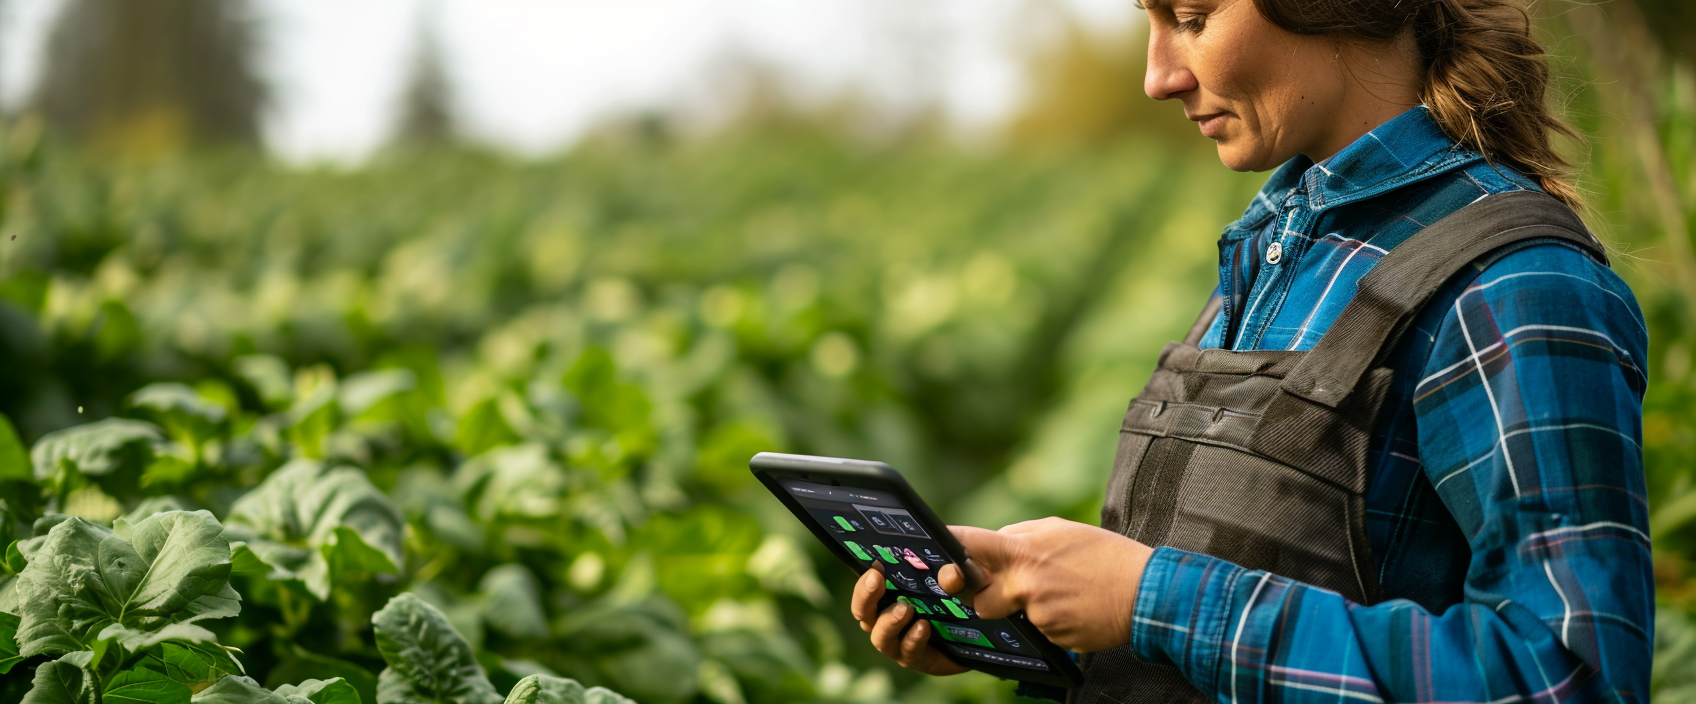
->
xmin=942 ymin=599 xmax=967 ymax=619
xmin=844 ymin=541 xmax=872 ymax=561
xmin=930 ymin=621 xmax=994 ymax=648
xmin=874 ymin=545 xmax=899 ymax=564
xmin=833 ymin=516 xmax=856 ymax=531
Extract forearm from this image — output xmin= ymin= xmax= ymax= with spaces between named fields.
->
xmin=1130 ymin=547 xmax=1649 ymax=704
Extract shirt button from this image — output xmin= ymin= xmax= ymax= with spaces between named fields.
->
xmin=1266 ymin=241 xmax=1284 ymax=265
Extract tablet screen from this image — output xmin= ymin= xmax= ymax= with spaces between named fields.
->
xmin=777 ymin=477 xmax=1053 ymax=673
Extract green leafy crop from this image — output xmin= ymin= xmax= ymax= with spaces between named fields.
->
xmin=225 ymin=460 xmax=404 ymax=600
xmin=1 ymin=48 xmax=1692 ymax=702
xmin=14 ymin=511 xmax=237 ymax=659
xmin=3 ymin=508 xmax=643 ymax=703
xmin=371 ymin=593 xmax=502 ymax=704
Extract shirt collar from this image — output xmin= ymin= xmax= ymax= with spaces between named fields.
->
xmin=1224 ymin=106 xmax=1481 ymax=240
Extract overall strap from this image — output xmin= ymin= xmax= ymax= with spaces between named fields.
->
xmin=1279 ymin=190 xmax=1608 ymax=408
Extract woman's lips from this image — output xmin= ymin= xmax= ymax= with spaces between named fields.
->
xmin=1196 ymin=113 xmax=1228 ymax=139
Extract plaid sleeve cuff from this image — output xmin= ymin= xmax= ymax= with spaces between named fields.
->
xmin=1128 ymin=546 xmax=1242 ymax=693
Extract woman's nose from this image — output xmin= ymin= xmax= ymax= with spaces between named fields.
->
xmin=1144 ymin=31 xmax=1199 ymax=101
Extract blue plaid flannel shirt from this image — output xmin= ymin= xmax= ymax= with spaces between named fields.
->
xmin=1123 ymin=107 xmax=1653 ymax=703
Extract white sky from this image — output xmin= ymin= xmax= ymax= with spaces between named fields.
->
xmin=0 ymin=0 xmax=1137 ymax=163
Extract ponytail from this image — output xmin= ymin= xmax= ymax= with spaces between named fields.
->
xmin=1252 ymin=0 xmax=1584 ymax=210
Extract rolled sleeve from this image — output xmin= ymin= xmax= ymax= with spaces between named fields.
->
xmin=1128 ymin=546 xmax=1238 ymax=694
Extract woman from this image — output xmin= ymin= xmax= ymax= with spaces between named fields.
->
xmin=851 ymin=0 xmax=1653 ymax=702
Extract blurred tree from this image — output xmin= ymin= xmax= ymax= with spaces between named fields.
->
xmin=34 ymin=0 xmax=265 ymax=154
xmin=1006 ymin=1 xmax=1197 ymax=148
xmin=680 ymin=49 xmax=876 ymax=142
xmin=391 ymin=2 xmax=459 ymax=148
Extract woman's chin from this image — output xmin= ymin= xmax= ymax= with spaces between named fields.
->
xmin=1215 ymin=142 xmax=1279 ymax=173
xmin=1215 ymin=144 xmax=1256 ymax=172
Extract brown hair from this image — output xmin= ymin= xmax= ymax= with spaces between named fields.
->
xmin=1252 ymin=0 xmax=1583 ymax=209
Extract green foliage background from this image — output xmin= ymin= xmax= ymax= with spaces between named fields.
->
xmin=1 ymin=5 xmax=1695 ymax=702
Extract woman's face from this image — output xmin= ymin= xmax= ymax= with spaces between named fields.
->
xmin=1143 ymin=0 xmax=1364 ymax=171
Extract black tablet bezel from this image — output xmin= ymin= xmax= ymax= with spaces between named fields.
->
xmin=749 ymin=451 xmax=1084 ymax=688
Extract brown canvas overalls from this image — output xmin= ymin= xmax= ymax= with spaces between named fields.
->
xmin=1068 ymin=191 xmax=1607 ymax=703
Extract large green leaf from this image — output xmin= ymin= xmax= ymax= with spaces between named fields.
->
xmin=29 ymin=418 xmax=162 ymax=482
xmin=580 ymin=688 xmax=636 ymax=704
xmin=123 ymin=497 xmax=195 ymax=524
xmin=104 ymin=666 xmax=193 ymax=704
xmin=0 ymin=576 xmax=16 ymax=613
xmin=191 ymin=676 xmax=302 ymax=704
xmin=479 ymin=565 xmax=549 ymax=640
xmin=98 ymin=623 xmax=218 ymax=652
xmin=0 ymin=610 xmax=23 ymax=673
xmin=275 ymin=678 xmax=362 ymax=704
xmin=453 ymin=444 xmax=565 ymax=523
xmin=223 ymin=459 xmax=404 ymax=600
xmin=139 ymin=638 xmax=247 ymax=692
xmin=6 ymin=514 xmax=74 ymax=575
xmin=14 ymin=512 xmax=238 ymax=658
xmin=501 ymin=676 xmax=584 ymax=704
xmin=264 ymin=644 xmax=377 ymax=704
xmin=390 ymin=468 xmax=483 ymax=552
xmin=500 ymin=675 xmax=636 ymax=704
xmin=370 ymin=593 xmax=501 ymax=704
xmin=128 ymin=384 xmax=228 ymax=449
xmin=21 ymin=651 xmax=97 ymax=704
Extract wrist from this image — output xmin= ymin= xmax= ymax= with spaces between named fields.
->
xmin=1120 ymin=539 xmax=1156 ymax=645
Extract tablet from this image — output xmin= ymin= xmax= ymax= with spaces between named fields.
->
xmin=750 ymin=452 xmax=1084 ymax=688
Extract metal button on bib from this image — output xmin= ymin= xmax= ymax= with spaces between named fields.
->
xmin=1266 ymin=240 xmax=1284 ymax=264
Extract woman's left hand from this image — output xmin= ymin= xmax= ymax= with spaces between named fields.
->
xmin=949 ymin=517 xmax=1156 ymax=653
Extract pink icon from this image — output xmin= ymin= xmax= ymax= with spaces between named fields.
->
xmin=902 ymin=548 xmax=930 ymax=571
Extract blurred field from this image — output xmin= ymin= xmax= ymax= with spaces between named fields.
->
xmin=1 ymin=3 xmax=1694 ymax=703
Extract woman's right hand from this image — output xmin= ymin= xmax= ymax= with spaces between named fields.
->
xmin=849 ymin=562 xmax=971 ymax=676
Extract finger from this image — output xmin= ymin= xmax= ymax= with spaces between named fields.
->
xmin=949 ymin=525 xmax=1019 ymax=573
xmin=869 ymin=600 xmax=915 ymax=660
xmin=968 ymin=575 xmax=1022 ymax=620
xmin=851 ymin=566 xmax=887 ymax=629
xmin=936 ymin=559 xmax=991 ymax=596
xmin=950 ymin=531 xmax=1025 ymax=619
xmin=898 ymin=616 xmax=932 ymax=665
